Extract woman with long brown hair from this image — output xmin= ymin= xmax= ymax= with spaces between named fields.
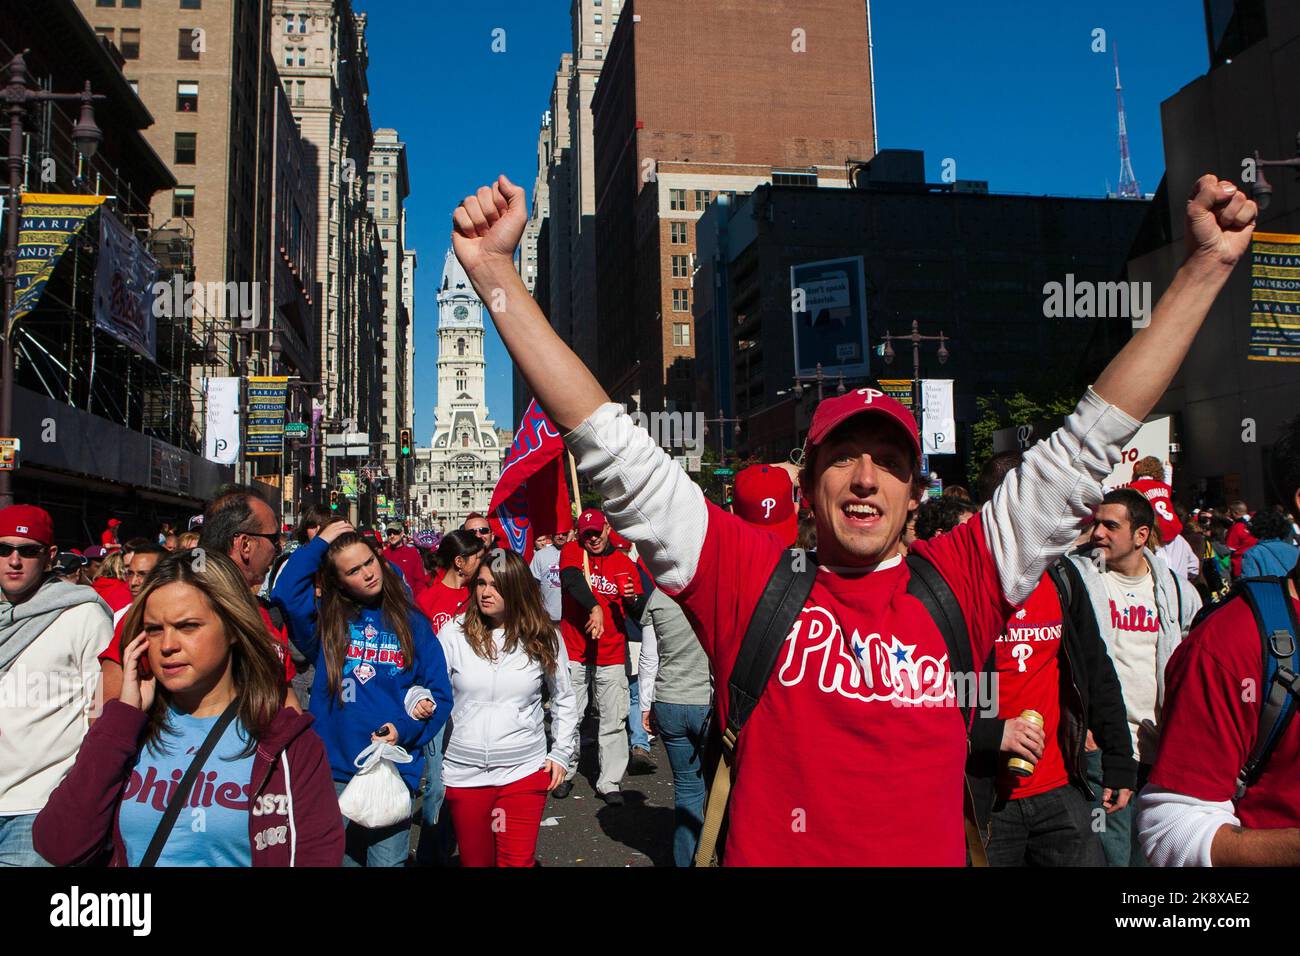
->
xmin=270 ymin=519 xmax=451 ymax=867
xmin=437 ymin=548 xmax=579 ymax=866
xmin=33 ymin=549 xmax=343 ymax=866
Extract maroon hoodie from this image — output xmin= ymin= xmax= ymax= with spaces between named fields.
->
xmin=34 ymin=699 xmax=343 ymax=867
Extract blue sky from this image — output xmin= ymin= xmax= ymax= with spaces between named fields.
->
xmin=359 ymin=0 xmax=1209 ymax=443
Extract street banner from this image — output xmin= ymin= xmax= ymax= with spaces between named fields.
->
xmin=878 ymin=378 xmax=914 ymax=411
xmin=246 ymin=376 xmax=290 ymax=456
xmin=93 ymin=208 xmax=158 ymax=360
xmin=1248 ymin=232 xmax=1300 ymax=362
xmin=489 ymin=399 xmax=572 ymax=562
xmin=790 ymin=256 xmax=870 ymax=380
xmin=921 ymin=379 xmax=956 ymax=455
xmin=338 ymin=470 xmax=358 ymax=499
xmin=11 ymin=193 xmax=106 ymax=322
xmin=204 ymin=377 xmax=240 ymax=465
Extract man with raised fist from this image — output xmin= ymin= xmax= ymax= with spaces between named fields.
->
xmin=451 ymin=173 xmax=1256 ymax=865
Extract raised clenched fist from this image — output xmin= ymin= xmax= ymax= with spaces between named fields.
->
xmin=1184 ymin=174 xmax=1258 ymax=269
xmin=451 ymin=174 xmax=528 ymax=278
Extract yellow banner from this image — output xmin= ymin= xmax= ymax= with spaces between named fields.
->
xmin=11 ymin=193 xmax=107 ymax=322
xmin=1249 ymin=232 xmax=1300 ymax=363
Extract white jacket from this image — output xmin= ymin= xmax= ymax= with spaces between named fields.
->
xmin=437 ymin=616 xmax=579 ymax=788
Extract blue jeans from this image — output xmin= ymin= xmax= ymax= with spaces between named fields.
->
xmin=0 ymin=814 xmax=51 ymax=867
xmin=652 ymin=701 xmax=710 ymax=867
xmin=628 ymin=676 xmax=649 ymax=751
xmin=333 ymin=780 xmax=412 ymax=867
xmin=416 ymin=725 xmax=456 ymax=866
xmin=1085 ymin=749 xmax=1150 ymax=867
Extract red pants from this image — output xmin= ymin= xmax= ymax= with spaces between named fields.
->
xmin=445 ymin=768 xmax=550 ymax=867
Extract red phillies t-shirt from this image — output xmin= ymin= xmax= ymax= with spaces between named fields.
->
xmin=417 ymin=578 xmax=470 ymax=635
xmin=559 ymin=542 xmax=643 ymax=666
xmin=1128 ymin=478 xmax=1182 ymax=541
xmin=1226 ymin=520 xmax=1259 ymax=579
xmin=100 ymin=599 xmax=296 ymax=682
xmin=92 ymin=578 xmax=132 ymax=614
xmin=993 ymin=573 xmax=1068 ymax=799
xmin=672 ymin=502 xmax=1012 ymax=866
xmin=1150 ymin=588 xmax=1300 ymax=829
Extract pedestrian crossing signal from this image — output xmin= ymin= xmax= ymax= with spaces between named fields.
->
xmin=399 ymin=428 xmax=412 ymax=458
xmin=723 ymin=483 xmax=733 ymax=507
xmin=329 ymin=490 xmax=339 ymax=511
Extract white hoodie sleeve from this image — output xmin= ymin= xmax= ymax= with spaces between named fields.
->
xmin=544 ymin=636 xmax=580 ymax=773
xmin=1135 ymin=785 xmax=1239 ymax=867
xmin=983 ymin=387 xmax=1142 ymax=605
xmin=565 ymin=403 xmax=707 ymax=594
xmin=638 ymin=622 xmax=659 ymax=713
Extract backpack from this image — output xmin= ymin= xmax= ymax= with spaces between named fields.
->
xmin=1229 ymin=577 xmax=1300 ymax=800
xmin=693 ymin=549 xmax=985 ymax=867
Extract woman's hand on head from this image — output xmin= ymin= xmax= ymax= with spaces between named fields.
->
xmin=120 ymin=634 xmax=156 ymax=712
xmin=317 ymin=521 xmax=355 ymax=544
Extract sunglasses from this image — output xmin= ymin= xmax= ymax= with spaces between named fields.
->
xmin=240 ymin=530 xmax=282 ymax=554
xmin=0 ymin=543 xmax=46 ymax=559
xmin=468 ymin=527 xmax=493 ymax=537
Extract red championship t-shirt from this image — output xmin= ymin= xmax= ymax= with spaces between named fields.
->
xmin=417 ymin=577 xmax=470 ymax=635
xmin=1150 ymin=587 xmax=1300 ymax=829
xmin=672 ymin=503 xmax=1012 ymax=866
xmin=559 ymin=542 xmax=643 ymax=667
xmin=993 ymin=574 xmax=1068 ymax=798
xmin=100 ymin=599 xmax=296 ymax=682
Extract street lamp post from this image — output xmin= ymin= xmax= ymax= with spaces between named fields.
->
xmin=881 ymin=319 xmax=950 ymax=422
xmin=791 ymin=362 xmax=847 ymax=403
xmin=1249 ymin=132 xmax=1300 ymax=211
xmin=0 ymin=52 xmax=104 ymax=507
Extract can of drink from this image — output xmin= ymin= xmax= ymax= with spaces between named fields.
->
xmin=1007 ymin=709 xmax=1044 ymax=777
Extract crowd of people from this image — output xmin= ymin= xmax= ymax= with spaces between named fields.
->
xmin=0 ymin=170 xmax=1298 ymax=869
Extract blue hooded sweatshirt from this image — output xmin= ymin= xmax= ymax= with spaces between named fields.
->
xmin=270 ymin=535 xmax=452 ymax=791
xmin=1240 ymin=539 xmax=1300 ymax=579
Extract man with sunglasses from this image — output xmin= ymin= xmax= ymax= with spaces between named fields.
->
xmin=0 ymin=505 xmax=114 ymax=865
xmin=462 ymin=514 xmax=496 ymax=548
xmin=383 ymin=521 xmax=430 ymax=600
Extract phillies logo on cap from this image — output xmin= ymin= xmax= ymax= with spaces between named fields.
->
xmin=761 ymin=497 xmax=776 ymax=519
xmin=856 ymin=388 xmax=884 ymax=404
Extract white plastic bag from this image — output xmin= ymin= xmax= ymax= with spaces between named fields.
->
xmin=337 ymin=741 xmax=414 ymax=829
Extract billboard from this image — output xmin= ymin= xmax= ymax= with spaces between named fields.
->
xmin=790 ymin=256 xmax=870 ymax=379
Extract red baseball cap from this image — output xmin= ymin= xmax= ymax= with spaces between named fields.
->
xmin=0 ymin=505 xmax=54 ymax=546
xmin=803 ymin=387 xmax=922 ymax=464
xmin=107 ymin=518 xmax=122 ymax=528
xmin=734 ymin=465 xmax=798 ymax=547
xmin=577 ymin=509 xmax=606 ymax=536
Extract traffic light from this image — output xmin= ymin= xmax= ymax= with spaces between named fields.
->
xmin=399 ymin=428 xmax=412 ymax=458
xmin=329 ymin=489 xmax=339 ymax=512
xmin=723 ymin=483 xmax=733 ymax=508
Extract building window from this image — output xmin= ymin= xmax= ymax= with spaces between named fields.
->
xmin=594 ymin=31 xmax=603 ymax=42
xmin=673 ymin=289 xmax=689 ymax=311
xmin=594 ymin=13 xmax=603 ymax=23
xmin=595 ymin=48 xmax=603 ymax=59
xmin=94 ymin=26 xmax=113 ymax=44
xmin=178 ymin=28 xmax=201 ymax=60
xmin=772 ymin=169 xmax=818 ymax=187
xmin=174 ymin=132 xmax=196 ymax=165
xmin=382 ymin=190 xmax=389 ymax=201
xmin=124 ymin=0 xmax=141 ymax=7
xmin=173 ymin=187 xmax=195 ymax=218
xmin=669 ymin=189 xmax=686 ymax=211
xmin=96 ymin=0 xmax=115 ymax=6
xmin=672 ymin=255 xmax=690 ymax=278
xmin=673 ymin=323 xmax=691 ymax=347
xmin=671 ymin=222 xmax=687 ymax=244
xmin=694 ymin=189 xmax=712 ymax=210
xmin=181 ymin=0 xmax=202 ymax=7
xmin=119 ymin=28 xmax=141 ymax=59
xmin=177 ymin=81 xmax=198 ymax=112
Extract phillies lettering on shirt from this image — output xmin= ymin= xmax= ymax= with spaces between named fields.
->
xmin=672 ymin=503 xmax=1013 ymax=866
xmin=122 ymin=765 xmax=252 ymax=811
xmin=417 ymin=580 xmax=469 ymax=636
xmin=993 ymin=574 xmax=1068 ymax=798
xmin=1109 ymin=598 xmax=1160 ymax=634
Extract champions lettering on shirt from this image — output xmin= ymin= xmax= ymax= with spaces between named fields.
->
xmin=344 ymin=622 xmax=406 ymax=681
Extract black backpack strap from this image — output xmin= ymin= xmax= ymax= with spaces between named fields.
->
xmin=139 ymin=699 xmax=241 ymax=867
xmin=905 ymin=553 xmax=973 ymax=726
xmin=723 ymin=548 xmax=818 ymax=750
xmin=1234 ymin=577 xmax=1300 ymax=800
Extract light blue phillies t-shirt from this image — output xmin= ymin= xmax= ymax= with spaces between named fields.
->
xmin=118 ymin=706 xmax=256 ymax=867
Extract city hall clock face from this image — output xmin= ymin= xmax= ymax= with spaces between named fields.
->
xmin=454 ymin=305 xmax=469 ymax=321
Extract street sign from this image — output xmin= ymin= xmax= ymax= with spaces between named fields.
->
xmin=714 ymin=467 xmax=735 ymax=477
xmin=285 ymin=422 xmax=309 ymax=436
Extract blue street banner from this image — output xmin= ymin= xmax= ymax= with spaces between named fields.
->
xmin=93 ymin=208 xmax=158 ymax=360
xmin=1249 ymin=232 xmax=1300 ymax=362
xmin=11 ymin=193 xmax=106 ymax=322
xmin=790 ymin=256 xmax=870 ymax=379
xmin=246 ymin=376 xmax=290 ymax=456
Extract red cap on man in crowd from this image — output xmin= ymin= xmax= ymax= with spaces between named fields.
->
xmin=803 ymin=387 xmax=922 ymax=464
xmin=0 ymin=505 xmax=54 ymax=547
xmin=733 ymin=465 xmax=798 ymax=547
xmin=577 ymin=509 xmax=606 ymax=536
xmin=107 ymin=518 xmax=122 ymax=528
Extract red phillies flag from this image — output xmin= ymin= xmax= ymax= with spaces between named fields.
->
xmin=489 ymin=400 xmax=573 ymax=560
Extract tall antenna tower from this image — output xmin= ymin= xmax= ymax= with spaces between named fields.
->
xmin=1113 ymin=44 xmax=1141 ymax=199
